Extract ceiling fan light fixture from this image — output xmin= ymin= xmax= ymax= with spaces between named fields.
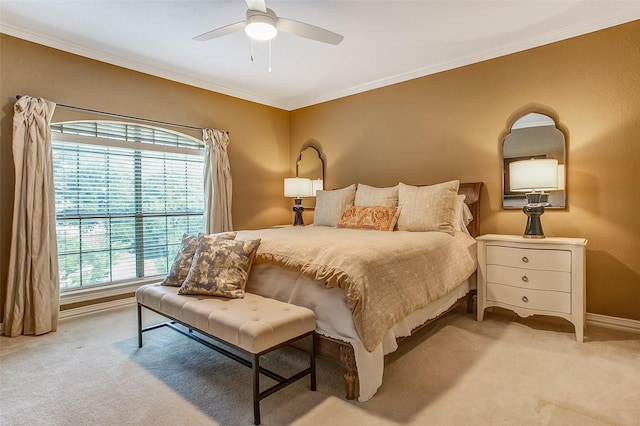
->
xmin=194 ymin=3 xmax=343 ymax=45
xmin=245 ymin=13 xmax=277 ymax=40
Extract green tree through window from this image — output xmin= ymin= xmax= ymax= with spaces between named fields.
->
xmin=51 ymin=121 xmax=204 ymax=290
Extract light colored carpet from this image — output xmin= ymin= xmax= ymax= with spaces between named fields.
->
xmin=1 ymin=303 xmax=639 ymax=426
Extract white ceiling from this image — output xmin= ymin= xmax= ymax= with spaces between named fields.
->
xmin=2 ymin=1 xmax=639 ymax=111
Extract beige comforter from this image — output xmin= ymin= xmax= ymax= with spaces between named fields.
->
xmin=236 ymin=226 xmax=477 ymax=352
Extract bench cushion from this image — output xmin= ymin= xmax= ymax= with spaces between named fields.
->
xmin=136 ymin=284 xmax=316 ymax=354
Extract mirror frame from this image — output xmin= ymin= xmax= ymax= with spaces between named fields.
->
xmin=295 ymin=146 xmax=325 ymax=209
xmin=296 ymin=146 xmax=325 ymax=181
xmin=501 ymin=111 xmax=567 ymax=209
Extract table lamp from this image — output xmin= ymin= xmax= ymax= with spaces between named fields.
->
xmin=509 ymin=158 xmax=559 ymax=238
xmin=284 ymin=177 xmax=313 ymax=225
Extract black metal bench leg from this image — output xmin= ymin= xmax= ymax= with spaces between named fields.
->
xmin=137 ymin=304 xmax=143 ymax=348
xmin=311 ymin=334 xmax=317 ymax=391
xmin=138 ymin=306 xmax=314 ymax=425
xmin=253 ymin=354 xmax=261 ymax=425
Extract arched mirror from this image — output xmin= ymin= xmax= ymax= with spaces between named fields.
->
xmin=296 ymin=146 xmax=324 ymax=190
xmin=502 ymin=112 xmax=566 ymax=209
xmin=295 ymin=146 xmax=325 ymax=209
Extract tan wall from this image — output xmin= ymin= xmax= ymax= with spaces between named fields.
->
xmin=0 ymin=35 xmax=292 ymax=318
xmin=2 ymin=21 xmax=639 ymax=323
xmin=290 ymin=21 xmax=640 ymax=320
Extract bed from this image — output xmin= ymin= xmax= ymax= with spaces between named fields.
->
xmin=236 ymin=181 xmax=482 ymax=402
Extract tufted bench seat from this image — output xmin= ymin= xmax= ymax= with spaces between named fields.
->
xmin=136 ymin=283 xmax=316 ymax=425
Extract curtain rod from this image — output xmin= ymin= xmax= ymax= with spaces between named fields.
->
xmin=15 ymin=95 xmax=228 ymax=134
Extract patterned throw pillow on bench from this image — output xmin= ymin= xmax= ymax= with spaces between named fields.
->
xmin=161 ymin=232 xmax=236 ymax=287
xmin=178 ymin=236 xmax=261 ymax=299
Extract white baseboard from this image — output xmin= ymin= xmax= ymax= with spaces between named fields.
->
xmin=585 ymin=312 xmax=640 ymax=334
xmin=59 ymin=297 xmax=136 ymax=321
xmin=1 ymin=298 xmax=135 ymax=333
xmin=4 ymin=307 xmax=639 ymax=335
xmin=59 ymin=303 xmax=640 ymax=334
xmin=60 ymin=279 xmax=160 ymax=305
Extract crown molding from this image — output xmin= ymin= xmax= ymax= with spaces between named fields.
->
xmin=284 ymin=11 xmax=640 ymax=110
xmin=3 ymin=9 xmax=640 ymax=111
xmin=0 ymin=22 xmax=284 ymax=110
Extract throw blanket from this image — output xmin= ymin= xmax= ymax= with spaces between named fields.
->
xmin=236 ymin=226 xmax=477 ymax=352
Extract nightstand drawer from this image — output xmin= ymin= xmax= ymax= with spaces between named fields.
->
xmin=487 ymin=265 xmax=571 ymax=292
xmin=487 ymin=245 xmax=571 ymax=272
xmin=486 ymin=282 xmax=571 ymax=314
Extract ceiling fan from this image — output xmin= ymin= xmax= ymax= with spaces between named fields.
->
xmin=194 ymin=0 xmax=344 ymax=45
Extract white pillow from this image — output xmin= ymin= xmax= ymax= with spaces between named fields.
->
xmin=453 ymin=194 xmax=474 ymax=234
xmin=354 ymin=184 xmax=399 ymax=207
xmin=313 ymin=184 xmax=356 ymax=227
xmin=397 ymin=180 xmax=460 ymax=235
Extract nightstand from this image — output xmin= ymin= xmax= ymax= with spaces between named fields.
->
xmin=476 ymin=234 xmax=587 ymax=342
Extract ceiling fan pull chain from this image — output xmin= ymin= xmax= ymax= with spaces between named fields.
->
xmin=250 ymin=38 xmax=254 ymax=62
xmin=268 ymin=39 xmax=272 ymax=73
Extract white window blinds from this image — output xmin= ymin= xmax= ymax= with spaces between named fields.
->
xmin=51 ymin=121 xmax=204 ymax=290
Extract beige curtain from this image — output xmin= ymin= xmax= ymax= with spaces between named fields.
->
xmin=203 ymin=129 xmax=233 ymax=233
xmin=4 ymin=96 xmax=59 ymax=337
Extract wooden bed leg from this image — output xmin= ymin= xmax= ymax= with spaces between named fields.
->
xmin=339 ymin=346 xmax=358 ymax=400
xmin=467 ymin=289 xmax=476 ymax=314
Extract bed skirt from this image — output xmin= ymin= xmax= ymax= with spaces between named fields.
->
xmin=245 ymin=264 xmax=473 ymax=401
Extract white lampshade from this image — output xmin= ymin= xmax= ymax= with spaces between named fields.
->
xmin=311 ymin=179 xmax=324 ymax=195
xmin=557 ymin=164 xmax=565 ymax=191
xmin=510 ymin=159 xmax=559 ymax=192
xmin=284 ymin=177 xmax=312 ymax=198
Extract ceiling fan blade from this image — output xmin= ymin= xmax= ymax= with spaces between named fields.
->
xmin=194 ymin=21 xmax=245 ymax=41
xmin=245 ymin=0 xmax=267 ymax=13
xmin=276 ymin=18 xmax=344 ymax=45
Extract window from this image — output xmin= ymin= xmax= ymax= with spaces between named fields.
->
xmin=51 ymin=121 xmax=204 ymax=291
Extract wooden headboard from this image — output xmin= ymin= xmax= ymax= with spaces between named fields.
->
xmin=459 ymin=182 xmax=483 ymax=238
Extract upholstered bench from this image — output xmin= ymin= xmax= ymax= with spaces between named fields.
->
xmin=136 ymin=283 xmax=317 ymax=425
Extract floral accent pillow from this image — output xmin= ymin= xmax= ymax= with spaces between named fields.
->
xmin=161 ymin=232 xmax=236 ymax=287
xmin=178 ymin=236 xmax=262 ymax=299
xmin=336 ymin=206 xmax=401 ymax=231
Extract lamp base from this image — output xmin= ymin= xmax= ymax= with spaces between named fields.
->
xmin=522 ymin=203 xmax=545 ymax=238
xmin=292 ymin=198 xmax=305 ymax=226
xmin=526 ymin=191 xmax=550 ymax=206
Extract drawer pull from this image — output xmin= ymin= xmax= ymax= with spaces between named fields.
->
xmin=522 ymin=256 xmax=529 ymax=263
xmin=522 ymin=296 xmax=529 ymax=303
xmin=521 ymin=275 xmax=529 ymax=282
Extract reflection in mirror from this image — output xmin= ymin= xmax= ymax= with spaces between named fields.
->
xmin=502 ymin=113 xmax=566 ymax=209
xmin=296 ymin=146 xmax=325 ymax=196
